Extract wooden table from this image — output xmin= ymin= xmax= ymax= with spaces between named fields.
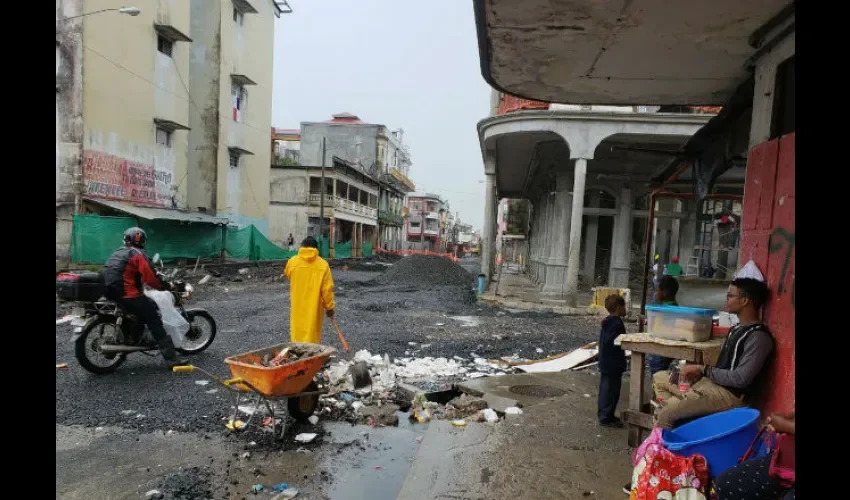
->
xmin=619 ymin=335 xmax=725 ymax=447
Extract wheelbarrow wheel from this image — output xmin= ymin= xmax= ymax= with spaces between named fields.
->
xmin=287 ymin=381 xmax=319 ymax=422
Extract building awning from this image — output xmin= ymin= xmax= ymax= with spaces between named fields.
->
xmin=228 ymin=146 xmax=255 ymax=156
xmin=233 ymin=0 xmax=259 ymax=14
xmin=231 ymin=74 xmax=257 ymax=86
xmin=154 ymin=23 xmax=193 ymax=43
xmin=85 ymin=198 xmax=229 ymax=225
xmin=154 ymin=118 xmax=191 ymax=132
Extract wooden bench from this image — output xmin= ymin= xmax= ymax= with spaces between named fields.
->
xmin=619 ymin=335 xmax=724 ymax=447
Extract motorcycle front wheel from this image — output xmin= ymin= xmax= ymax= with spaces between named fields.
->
xmin=176 ymin=310 xmax=217 ymax=355
xmin=74 ymin=318 xmax=127 ymax=375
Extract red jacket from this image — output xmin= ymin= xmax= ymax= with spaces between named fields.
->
xmin=102 ymin=246 xmax=165 ymax=299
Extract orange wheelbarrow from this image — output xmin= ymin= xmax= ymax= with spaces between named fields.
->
xmin=174 ymin=342 xmax=336 ymax=440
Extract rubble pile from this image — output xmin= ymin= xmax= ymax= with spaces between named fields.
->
xmin=314 ymin=349 xmax=521 ymax=426
xmin=372 ymin=255 xmax=474 ymax=287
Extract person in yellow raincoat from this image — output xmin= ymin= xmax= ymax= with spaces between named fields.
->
xmin=283 ymin=236 xmax=335 ymax=343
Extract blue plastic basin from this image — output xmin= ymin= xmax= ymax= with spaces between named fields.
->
xmin=661 ymin=408 xmax=767 ymax=479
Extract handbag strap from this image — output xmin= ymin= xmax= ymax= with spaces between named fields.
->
xmin=740 ymin=425 xmax=770 ymax=463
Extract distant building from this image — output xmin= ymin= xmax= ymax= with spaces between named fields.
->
xmin=405 ymin=193 xmax=446 ymax=251
xmin=272 ymin=128 xmax=301 ymax=165
xmin=294 ymin=113 xmax=415 ymax=250
xmin=269 ymin=156 xmax=379 ymax=257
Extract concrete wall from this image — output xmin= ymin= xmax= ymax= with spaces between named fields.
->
xmin=187 ymin=0 xmax=222 ymax=213
xmin=80 ymin=0 xmax=191 ymax=210
xmin=300 ymin=123 xmax=380 ymax=170
xmin=269 ymin=168 xmax=310 ymax=245
xmin=56 ymin=0 xmax=84 ymax=260
xmin=214 ymin=0 xmax=275 ymax=233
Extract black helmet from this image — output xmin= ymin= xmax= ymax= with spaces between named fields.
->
xmin=123 ymin=227 xmax=147 ymax=248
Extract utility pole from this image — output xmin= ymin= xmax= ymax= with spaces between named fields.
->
xmin=319 ymin=137 xmax=326 ymax=245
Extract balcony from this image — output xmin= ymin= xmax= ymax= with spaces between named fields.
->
xmin=378 ymin=210 xmax=404 ymax=227
xmin=308 ymin=193 xmax=377 ymax=219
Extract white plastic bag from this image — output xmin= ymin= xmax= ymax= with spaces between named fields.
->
xmin=734 ymin=259 xmax=765 ymax=282
xmin=144 ymin=289 xmax=190 ymax=347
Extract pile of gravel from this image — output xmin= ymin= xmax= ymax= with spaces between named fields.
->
xmin=372 ymin=254 xmax=474 ymax=287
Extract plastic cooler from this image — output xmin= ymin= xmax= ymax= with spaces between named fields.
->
xmin=645 ymin=304 xmax=716 ymax=342
xmin=662 ymin=408 xmax=768 ymax=479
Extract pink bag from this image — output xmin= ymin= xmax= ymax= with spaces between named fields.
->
xmin=632 ymin=427 xmax=664 ymax=466
xmin=769 ymin=433 xmax=795 ymax=488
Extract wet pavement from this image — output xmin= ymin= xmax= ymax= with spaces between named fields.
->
xmin=56 ymin=257 xmax=608 ymax=499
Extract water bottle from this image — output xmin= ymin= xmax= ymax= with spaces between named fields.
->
xmin=677 ymin=360 xmax=691 ymax=393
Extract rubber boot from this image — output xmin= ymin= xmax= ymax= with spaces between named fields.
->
xmin=158 ymin=336 xmax=189 ymax=368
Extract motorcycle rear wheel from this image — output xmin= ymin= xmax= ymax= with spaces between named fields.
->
xmin=74 ymin=318 xmax=127 ymax=375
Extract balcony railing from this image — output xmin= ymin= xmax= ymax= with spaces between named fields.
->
xmin=308 ymin=193 xmax=377 ymax=218
xmin=378 ymin=210 xmax=404 ymax=226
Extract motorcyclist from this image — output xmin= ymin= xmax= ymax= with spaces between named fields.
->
xmin=102 ymin=227 xmax=188 ymax=368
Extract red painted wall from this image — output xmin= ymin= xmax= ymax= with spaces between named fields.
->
xmin=738 ymin=133 xmax=795 ymax=416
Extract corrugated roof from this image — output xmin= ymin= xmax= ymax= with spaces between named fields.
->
xmin=85 ymin=198 xmax=230 ymax=225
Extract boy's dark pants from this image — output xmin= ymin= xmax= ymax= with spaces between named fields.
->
xmin=598 ymin=370 xmax=624 ymax=422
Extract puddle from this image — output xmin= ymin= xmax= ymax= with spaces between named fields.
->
xmin=449 ymin=316 xmax=481 ymax=327
xmin=319 ymin=412 xmax=426 ymax=500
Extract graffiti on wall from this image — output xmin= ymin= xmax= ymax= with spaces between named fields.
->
xmin=83 ymin=150 xmax=174 ymax=207
xmin=768 ymin=227 xmax=795 ymax=307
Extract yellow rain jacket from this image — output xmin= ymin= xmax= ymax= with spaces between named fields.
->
xmin=284 ymin=247 xmax=335 ymax=343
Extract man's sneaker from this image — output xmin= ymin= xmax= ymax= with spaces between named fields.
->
xmin=623 ymin=482 xmax=632 ymax=495
xmin=599 ymin=418 xmax=625 ymax=428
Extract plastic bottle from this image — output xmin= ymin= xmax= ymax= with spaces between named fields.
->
xmin=677 ymin=360 xmax=690 ymax=393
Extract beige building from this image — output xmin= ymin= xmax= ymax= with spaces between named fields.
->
xmin=56 ymin=0 xmax=288 ymax=260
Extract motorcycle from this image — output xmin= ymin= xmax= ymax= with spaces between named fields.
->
xmin=57 ymin=253 xmax=217 ymax=374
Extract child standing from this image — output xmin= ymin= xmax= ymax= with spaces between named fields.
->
xmin=598 ymin=294 xmax=628 ymax=428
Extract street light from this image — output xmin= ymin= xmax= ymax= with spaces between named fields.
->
xmin=61 ymin=6 xmax=141 ymax=21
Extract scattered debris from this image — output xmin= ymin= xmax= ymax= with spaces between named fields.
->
xmin=270 ymin=488 xmax=299 ymax=500
xmin=451 ymin=419 xmax=467 ymax=427
xmin=56 ymin=363 xmax=68 ymax=369
xmin=308 ymin=415 xmax=319 ymax=425
xmin=481 ymin=408 xmax=499 ymax=423
xmin=251 ymin=484 xmax=264 ymax=493
xmin=295 ymin=433 xmax=317 ymax=443
xmin=194 ymin=380 xmax=210 ymax=386
xmin=226 ymin=419 xmax=246 ymax=430
xmin=514 ymin=342 xmax=599 ymax=373
xmin=505 ymin=407 xmax=523 ymax=416
xmin=145 ymin=489 xmax=164 ymax=500
xmin=56 ymin=315 xmax=74 ymax=325
xmin=198 ymin=275 xmax=212 ymax=285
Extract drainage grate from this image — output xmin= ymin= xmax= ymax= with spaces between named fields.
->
xmin=508 ymin=384 xmax=567 ymax=398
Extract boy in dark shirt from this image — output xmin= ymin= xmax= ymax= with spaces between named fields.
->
xmin=598 ymin=294 xmax=628 ymax=428
xmin=646 ymin=275 xmax=680 ymax=375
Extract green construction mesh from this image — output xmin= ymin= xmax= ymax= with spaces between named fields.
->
xmin=71 ymin=214 xmax=138 ymax=263
xmin=71 ymin=214 xmax=297 ymax=264
xmin=334 ymin=241 xmax=352 ymax=259
xmin=363 ymin=242 xmax=373 ymax=257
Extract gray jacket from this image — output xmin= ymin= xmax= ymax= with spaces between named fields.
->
xmin=704 ymin=322 xmax=774 ymax=398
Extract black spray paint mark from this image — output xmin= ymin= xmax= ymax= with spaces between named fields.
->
xmin=768 ymin=227 xmax=795 ymax=307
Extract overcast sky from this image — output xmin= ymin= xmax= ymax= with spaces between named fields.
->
xmin=271 ymin=0 xmax=492 ymax=230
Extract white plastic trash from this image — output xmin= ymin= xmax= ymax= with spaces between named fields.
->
xmin=294 ymin=433 xmax=317 ymax=443
xmin=144 ymin=289 xmax=189 ymax=347
xmin=482 ymin=408 xmax=499 ymax=423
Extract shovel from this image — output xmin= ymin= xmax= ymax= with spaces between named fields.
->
xmin=331 ymin=318 xmax=372 ymax=389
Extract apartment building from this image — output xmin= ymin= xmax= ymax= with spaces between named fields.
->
xmin=56 ymin=0 xmax=287 ymax=261
xmin=405 ymin=193 xmax=446 ymax=251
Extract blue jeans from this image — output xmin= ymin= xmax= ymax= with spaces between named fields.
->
xmin=648 ymin=355 xmax=673 ymax=375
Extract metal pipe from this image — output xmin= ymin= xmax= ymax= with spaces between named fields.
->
xmin=100 ymin=345 xmax=155 ymax=354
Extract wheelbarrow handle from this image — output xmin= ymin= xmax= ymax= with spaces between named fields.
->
xmin=173 ymin=365 xmax=194 ymax=373
xmin=331 ymin=318 xmax=351 ymax=352
xmin=223 ymin=377 xmax=244 ymax=386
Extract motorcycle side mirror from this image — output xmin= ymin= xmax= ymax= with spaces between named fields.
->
xmin=152 ymin=253 xmax=161 ymax=265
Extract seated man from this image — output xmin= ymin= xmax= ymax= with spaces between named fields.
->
xmin=652 ymin=277 xmax=773 ymax=429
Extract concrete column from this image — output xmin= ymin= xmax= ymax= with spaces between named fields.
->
xmin=543 ymin=171 xmax=573 ymax=298
xmin=670 ymin=200 xmax=682 ymax=259
xmin=609 ymin=186 xmax=633 ymax=288
xmin=564 ymin=159 xmax=588 ymax=307
xmin=358 ymin=223 xmax=364 ymax=257
xmin=583 ymin=193 xmax=600 ymax=285
xmin=481 ymin=172 xmax=497 ymax=280
xmin=329 ymin=217 xmax=336 ymax=258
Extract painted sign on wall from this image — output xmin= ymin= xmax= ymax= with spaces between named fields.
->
xmin=83 ymin=149 xmax=173 ymax=207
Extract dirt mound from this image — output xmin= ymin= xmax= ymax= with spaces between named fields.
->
xmin=372 ymin=254 xmax=474 ymax=287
